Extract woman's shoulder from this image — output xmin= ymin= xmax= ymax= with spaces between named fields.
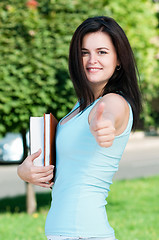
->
xmin=94 ymin=93 xmax=129 ymax=113
xmin=101 ymin=92 xmax=128 ymax=104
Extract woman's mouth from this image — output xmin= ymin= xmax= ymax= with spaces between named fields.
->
xmin=87 ymin=67 xmax=102 ymax=73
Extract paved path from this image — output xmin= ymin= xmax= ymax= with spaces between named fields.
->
xmin=0 ymin=133 xmax=159 ymax=199
xmin=114 ymin=134 xmax=159 ymax=180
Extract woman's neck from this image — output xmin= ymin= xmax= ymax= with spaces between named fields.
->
xmin=89 ymin=83 xmax=104 ymax=100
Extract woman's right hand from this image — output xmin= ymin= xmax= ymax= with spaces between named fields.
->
xmin=17 ymin=149 xmax=54 ymax=188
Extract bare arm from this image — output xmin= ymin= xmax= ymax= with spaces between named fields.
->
xmin=17 ymin=149 xmax=54 ymax=188
xmin=89 ymin=93 xmax=129 ymax=147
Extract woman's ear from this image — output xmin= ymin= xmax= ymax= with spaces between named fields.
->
xmin=116 ymin=65 xmax=121 ymax=71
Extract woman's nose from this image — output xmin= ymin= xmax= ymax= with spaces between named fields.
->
xmin=88 ymin=53 xmax=98 ymax=64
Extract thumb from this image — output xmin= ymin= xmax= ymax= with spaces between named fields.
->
xmin=96 ymin=102 xmax=105 ymax=122
xmin=30 ymin=148 xmax=42 ymax=162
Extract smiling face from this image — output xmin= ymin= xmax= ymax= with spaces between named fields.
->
xmin=82 ymin=31 xmax=120 ymax=96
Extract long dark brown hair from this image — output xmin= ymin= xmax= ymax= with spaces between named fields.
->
xmin=69 ymin=16 xmax=142 ymax=130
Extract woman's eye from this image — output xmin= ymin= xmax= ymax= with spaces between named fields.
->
xmin=98 ymin=51 xmax=107 ymax=55
xmin=82 ymin=51 xmax=89 ymax=56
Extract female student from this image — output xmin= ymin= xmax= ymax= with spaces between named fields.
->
xmin=17 ymin=16 xmax=141 ymax=240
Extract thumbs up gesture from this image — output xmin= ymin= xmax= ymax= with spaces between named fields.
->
xmin=89 ymin=102 xmax=116 ymax=148
xmin=17 ymin=149 xmax=54 ymax=188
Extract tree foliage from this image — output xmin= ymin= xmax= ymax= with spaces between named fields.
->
xmin=108 ymin=0 xmax=159 ymax=128
xmin=0 ymin=0 xmax=158 ymax=142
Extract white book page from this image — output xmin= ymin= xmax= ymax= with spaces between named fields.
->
xmin=30 ymin=117 xmax=44 ymax=166
xmin=45 ymin=115 xmax=50 ymax=166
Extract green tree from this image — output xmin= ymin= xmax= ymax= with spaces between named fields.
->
xmin=0 ymin=0 xmax=76 ymax=213
xmin=107 ymin=0 xmax=159 ymax=128
xmin=0 ymin=0 xmax=158 ymax=140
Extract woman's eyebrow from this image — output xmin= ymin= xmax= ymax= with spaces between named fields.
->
xmin=97 ymin=47 xmax=110 ymax=50
xmin=81 ymin=47 xmax=110 ymax=50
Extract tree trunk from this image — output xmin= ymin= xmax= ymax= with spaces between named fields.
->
xmin=21 ymin=129 xmax=37 ymax=214
xmin=26 ymin=182 xmax=37 ymax=214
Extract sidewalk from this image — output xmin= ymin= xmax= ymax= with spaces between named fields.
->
xmin=0 ymin=132 xmax=159 ymax=198
xmin=114 ymin=131 xmax=159 ymax=180
xmin=126 ymin=131 xmax=159 ymax=150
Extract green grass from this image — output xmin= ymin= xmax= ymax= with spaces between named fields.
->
xmin=107 ymin=175 xmax=159 ymax=240
xmin=0 ymin=176 xmax=159 ymax=240
xmin=0 ymin=192 xmax=52 ymax=240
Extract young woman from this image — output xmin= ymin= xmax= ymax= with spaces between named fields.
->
xmin=17 ymin=16 xmax=141 ymax=240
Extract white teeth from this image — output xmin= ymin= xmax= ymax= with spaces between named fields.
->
xmin=88 ymin=68 xmax=100 ymax=72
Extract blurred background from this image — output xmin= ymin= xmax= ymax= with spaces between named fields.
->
xmin=0 ymin=0 xmax=158 ymax=239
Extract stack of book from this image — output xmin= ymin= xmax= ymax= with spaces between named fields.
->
xmin=30 ymin=113 xmax=58 ymax=168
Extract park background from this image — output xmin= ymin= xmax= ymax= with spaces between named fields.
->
xmin=0 ymin=0 xmax=159 ymax=240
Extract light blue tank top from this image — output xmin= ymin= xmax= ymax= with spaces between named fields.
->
xmin=45 ymin=97 xmax=133 ymax=238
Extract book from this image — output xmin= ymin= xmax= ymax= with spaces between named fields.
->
xmin=30 ymin=113 xmax=58 ymax=168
